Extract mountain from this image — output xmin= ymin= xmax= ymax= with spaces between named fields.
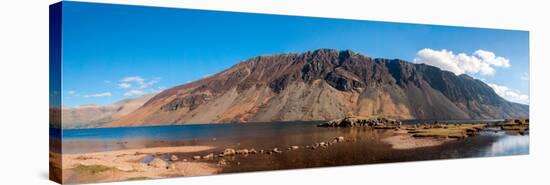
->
xmin=62 ymin=93 xmax=156 ymax=128
xmin=106 ymin=49 xmax=528 ymax=127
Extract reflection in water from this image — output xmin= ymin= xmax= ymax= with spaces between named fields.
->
xmin=483 ymin=134 xmax=529 ymax=157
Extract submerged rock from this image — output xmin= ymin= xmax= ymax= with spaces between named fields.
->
xmin=203 ymin=153 xmax=214 ymax=159
xmin=335 ymin=136 xmax=345 ymax=143
xmin=170 ymin=155 xmax=178 ymax=161
xmin=272 ymin=148 xmax=282 ymax=153
xmin=236 ymin=149 xmax=249 ymax=155
xmin=217 ymin=159 xmax=227 ymax=166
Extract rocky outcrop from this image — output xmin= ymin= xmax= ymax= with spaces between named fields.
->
xmin=318 ymin=116 xmax=402 ymax=128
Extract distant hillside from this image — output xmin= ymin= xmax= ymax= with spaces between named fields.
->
xmin=62 ymin=93 xmax=156 ymax=128
xmin=107 ymin=49 xmax=528 ymax=127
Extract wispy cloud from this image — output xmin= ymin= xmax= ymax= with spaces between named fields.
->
xmin=84 ymin=92 xmax=112 ymax=98
xmin=119 ymin=76 xmax=159 ymax=89
xmin=488 ymin=83 xmax=529 ymax=105
xmin=118 ymin=82 xmax=132 ymax=89
xmin=67 ymin=90 xmax=77 ymax=96
xmin=414 ymin=48 xmax=510 ymax=76
xmin=119 ymin=76 xmax=162 ymax=97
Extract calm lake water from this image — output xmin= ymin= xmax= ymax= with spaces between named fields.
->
xmin=56 ymin=120 xmax=528 ymax=172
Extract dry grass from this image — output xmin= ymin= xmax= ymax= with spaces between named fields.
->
xmin=410 ymin=124 xmax=487 ymax=139
xmin=73 ymin=164 xmax=116 ymax=174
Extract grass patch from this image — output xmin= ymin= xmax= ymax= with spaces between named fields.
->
xmin=73 ymin=164 xmax=115 ymax=174
xmin=410 ymin=124 xmax=487 ymax=139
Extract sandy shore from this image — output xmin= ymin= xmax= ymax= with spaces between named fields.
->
xmin=56 ymin=146 xmax=221 ymax=184
xmin=382 ymin=129 xmax=454 ymax=149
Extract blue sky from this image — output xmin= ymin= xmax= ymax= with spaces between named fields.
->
xmin=60 ymin=1 xmax=529 ymax=106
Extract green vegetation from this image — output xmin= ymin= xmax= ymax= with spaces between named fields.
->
xmin=73 ymin=164 xmax=115 ymax=174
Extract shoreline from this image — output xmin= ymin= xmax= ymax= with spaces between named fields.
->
xmin=53 ymin=118 xmax=529 ymax=183
xmin=56 ymin=146 xmax=220 ymax=184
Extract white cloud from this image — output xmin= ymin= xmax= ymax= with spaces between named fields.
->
xmin=84 ymin=92 xmax=112 ymax=98
xmin=120 ymin=76 xmax=159 ymax=89
xmin=124 ymin=89 xmax=146 ymax=97
xmin=488 ymin=83 xmax=529 ymax=105
xmin=414 ymin=48 xmax=511 ymax=76
xmin=67 ymin=90 xmax=77 ymax=95
xmin=118 ymin=82 xmax=132 ymax=89
xmin=473 ymin=50 xmax=511 ymax=67
xmin=121 ymin=76 xmax=145 ymax=83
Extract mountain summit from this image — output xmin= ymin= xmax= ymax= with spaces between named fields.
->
xmin=107 ymin=49 xmax=528 ymax=127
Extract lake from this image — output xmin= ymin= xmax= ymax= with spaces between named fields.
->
xmin=55 ymin=120 xmax=529 ymax=173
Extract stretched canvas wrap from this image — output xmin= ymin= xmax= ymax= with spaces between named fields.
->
xmin=49 ymin=1 xmax=530 ymax=184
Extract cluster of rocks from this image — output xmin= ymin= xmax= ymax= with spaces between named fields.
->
xmin=318 ymin=116 xmax=402 ymax=128
xmin=160 ymin=136 xmax=350 ymax=167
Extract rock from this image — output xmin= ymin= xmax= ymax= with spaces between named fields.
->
xmin=170 ymin=155 xmax=178 ymax=161
xmin=203 ymin=153 xmax=215 ymax=159
xmin=182 ymin=159 xmax=188 ymax=162
xmin=192 ymin=156 xmax=201 ymax=160
xmin=223 ymin=148 xmax=236 ymax=156
xmin=336 ymin=136 xmax=344 ymax=143
xmin=249 ymin=148 xmax=257 ymax=154
xmin=148 ymin=158 xmax=168 ymax=169
xmin=218 ymin=154 xmax=225 ymax=157
xmin=291 ymin=145 xmax=299 ymax=150
xmin=318 ymin=116 xmax=402 ymax=128
xmin=236 ymin=149 xmax=249 ymax=155
xmin=259 ymin=149 xmax=265 ymax=154
xmin=273 ymin=148 xmax=282 ymax=153
xmin=217 ymin=159 xmax=227 ymax=166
